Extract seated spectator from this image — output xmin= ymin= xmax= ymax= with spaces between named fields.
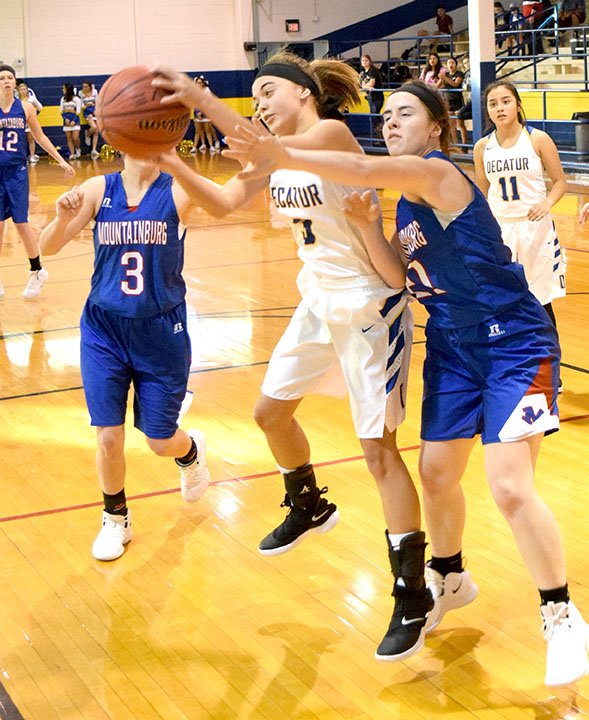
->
xmin=506 ymin=3 xmax=525 ymax=55
xmin=522 ymin=0 xmax=545 ymax=53
xmin=559 ymin=0 xmax=585 ymax=28
xmin=419 ymin=52 xmax=446 ymax=87
xmin=495 ymin=2 xmax=509 ymax=47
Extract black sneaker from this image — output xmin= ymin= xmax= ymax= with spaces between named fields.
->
xmin=259 ymin=487 xmax=339 ymax=556
xmin=375 ymin=587 xmax=434 ymax=661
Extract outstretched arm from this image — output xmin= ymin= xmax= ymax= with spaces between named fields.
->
xmin=154 ymin=150 xmax=267 ymax=222
xmin=151 ymin=66 xmax=250 ymax=138
xmin=40 ymin=177 xmax=104 ymax=255
xmin=225 ymin=119 xmax=472 ymax=212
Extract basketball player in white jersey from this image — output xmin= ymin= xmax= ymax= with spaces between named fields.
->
xmin=474 ymin=81 xmax=567 ymax=339
xmin=152 ymin=55 xmax=434 ymax=661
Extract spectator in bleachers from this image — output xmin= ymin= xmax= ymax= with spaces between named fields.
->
xmin=559 ymin=0 xmax=586 ymax=37
xmin=419 ymin=53 xmax=446 ymax=86
xmin=495 ymin=2 xmax=509 ymax=47
xmin=359 ymin=55 xmax=384 ymax=139
xmin=434 ymin=5 xmax=454 ymax=51
xmin=440 ymin=57 xmax=464 ymax=145
xmin=456 ymin=55 xmax=471 ymax=152
xmin=506 ymin=3 xmax=525 ymax=55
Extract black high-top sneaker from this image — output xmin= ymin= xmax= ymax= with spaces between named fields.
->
xmin=375 ymin=530 xmax=434 ymax=661
xmin=258 ymin=464 xmax=339 ymax=556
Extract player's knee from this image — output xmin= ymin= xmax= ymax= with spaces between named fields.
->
xmin=97 ymin=426 xmax=124 ymax=456
xmin=253 ymin=397 xmax=282 ymax=432
xmin=489 ymin=476 xmax=529 ymax=518
xmin=145 ymin=436 xmax=173 ymax=456
xmin=419 ymin=460 xmax=455 ymax=495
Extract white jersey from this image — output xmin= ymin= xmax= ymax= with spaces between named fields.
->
xmin=269 ymin=169 xmax=376 ymax=279
xmin=483 ymin=126 xmax=546 ymax=219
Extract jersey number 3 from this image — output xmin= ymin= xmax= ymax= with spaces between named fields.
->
xmin=121 ymin=251 xmax=144 ymax=295
xmin=293 ymin=218 xmax=316 ymax=245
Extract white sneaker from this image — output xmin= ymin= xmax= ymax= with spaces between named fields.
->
xmin=29 ymin=154 xmax=39 ymax=164
xmin=90 ymin=150 xmax=99 ymax=159
xmin=22 ymin=267 xmax=49 ymax=299
xmin=92 ymin=510 xmax=132 ymax=561
xmin=424 ymin=566 xmax=479 ymax=632
xmin=214 ymin=140 xmax=220 ymax=150
xmin=199 ymin=145 xmax=207 ymax=153
xmin=543 ymin=601 xmax=589 ymax=686
xmin=179 ymin=429 xmax=210 ymax=502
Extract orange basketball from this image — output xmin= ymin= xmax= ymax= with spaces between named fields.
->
xmin=95 ymin=66 xmax=191 ymax=157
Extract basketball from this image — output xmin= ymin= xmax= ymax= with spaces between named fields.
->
xmin=95 ymin=66 xmax=191 ymax=157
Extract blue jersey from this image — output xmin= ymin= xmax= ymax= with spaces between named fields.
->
xmin=396 ymin=150 xmax=528 ymax=328
xmin=90 ymin=171 xmax=186 ymax=318
xmin=0 ymin=98 xmax=28 ymax=166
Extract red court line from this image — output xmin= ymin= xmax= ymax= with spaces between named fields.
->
xmin=0 ymin=446 xmax=420 ymax=524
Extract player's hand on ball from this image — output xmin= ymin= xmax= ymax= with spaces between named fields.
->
xmin=56 ymin=186 xmax=84 ymax=219
xmin=150 ymin=66 xmax=200 ymax=109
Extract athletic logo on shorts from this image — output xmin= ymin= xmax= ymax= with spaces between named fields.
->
xmin=488 ymin=323 xmax=506 ymax=338
xmin=522 ymin=405 xmax=544 ymax=425
xmin=173 ymin=322 xmax=184 ymax=334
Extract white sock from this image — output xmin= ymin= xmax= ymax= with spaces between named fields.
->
xmin=387 ymin=530 xmax=414 ymax=550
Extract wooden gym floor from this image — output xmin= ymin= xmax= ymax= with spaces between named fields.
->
xmin=0 ymin=154 xmax=588 ymax=720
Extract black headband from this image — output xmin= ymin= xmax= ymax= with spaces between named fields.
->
xmin=0 ymin=64 xmax=16 ymax=78
xmin=392 ymin=82 xmax=446 ymax=121
xmin=255 ymin=63 xmax=320 ymax=97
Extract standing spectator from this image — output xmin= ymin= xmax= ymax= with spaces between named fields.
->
xmin=190 ymin=76 xmax=219 ymax=153
xmin=359 ymin=55 xmax=385 ymax=139
xmin=439 ymin=56 xmax=464 ymax=145
xmin=522 ymin=0 xmax=545 ymax=53
xmin=456 ymin=55 xmax=471 ymax=151
xmin=60 ymin=83 xmax=81 ymax=159
xmin=0 ymin=64 xmax=74 ymax=300
xmin=80 ymin=81 xmax=99 ymax=159
xmin=16 ymin=81 xmax=42 ymax=163
xmin=419 ymin=53 xmax=446 ymax=87
xmin=434 ymin=5 xmax=454 ymax=51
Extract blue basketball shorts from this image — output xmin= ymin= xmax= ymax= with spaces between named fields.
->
xmin=80 ymin=300 xmax=192 ymax=439
xmin=0 ymin=164 xmax=29 ymax=223
xmin=421 ymin=294 xmax=560 ymax=444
